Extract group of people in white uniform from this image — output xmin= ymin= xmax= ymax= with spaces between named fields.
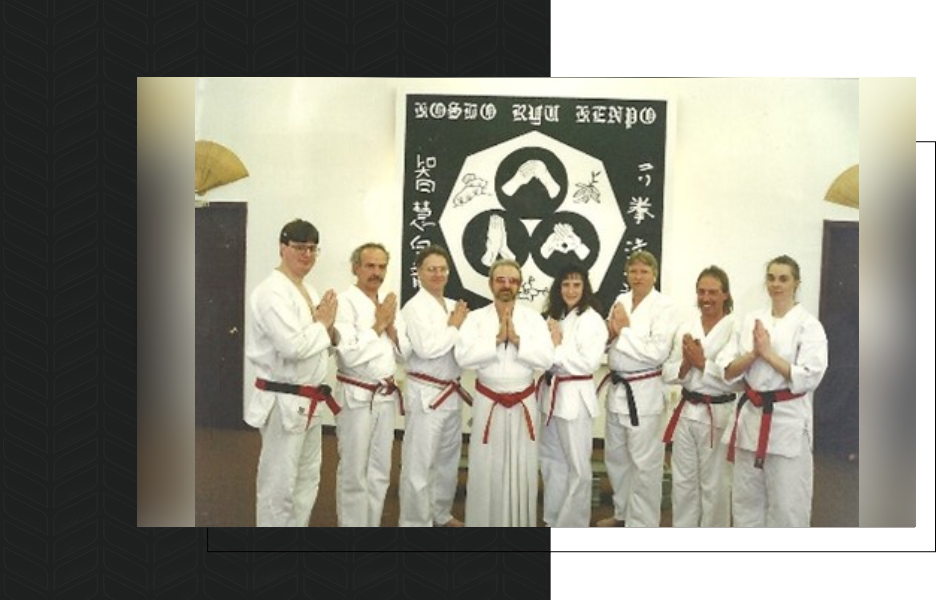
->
xmin=244 ymin=218 xmax=828 ymax=528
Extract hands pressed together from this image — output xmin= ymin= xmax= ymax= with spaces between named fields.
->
xmin=496 ymin=306 xmax=520 ymax=347
xmin=607 ymin=301 xmax=630 ymax=339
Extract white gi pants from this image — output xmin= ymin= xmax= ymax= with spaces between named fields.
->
xmin=732 ymin=433 xmax=813 ymax=527
xmin=398 ymin=395 xmax=463 ymax=527
xmin=335 ymin=399 xmax=396 ymax=527
xmin=256 ymin=401 xmax=322 ymax=527
xmin=604 ymin=412 xmax=665 ymax=527
xmin=540 ymin=412 xmax=594 ymax=528
xmin=670 ymin=419 xmax=731 ymax=527
xmin=464 ymin=394 xmax=539 ymax=527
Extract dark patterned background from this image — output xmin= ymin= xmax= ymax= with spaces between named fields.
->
xmin=2 ymin=1 xmax=551 ymax=598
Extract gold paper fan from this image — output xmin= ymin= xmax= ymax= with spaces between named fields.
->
xmin=195 ymin=140 xmax=249 ymax=196
xmin=824 ymin=164 xmax=858 ymax=209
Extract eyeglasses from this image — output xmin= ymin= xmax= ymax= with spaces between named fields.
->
xmin=494 ymin=276 xmax=521 ymax=285
xmin=423 ymin=266 xmax=449 ymax=274
xmin=289 ymin=243 xmax=320 ymax=255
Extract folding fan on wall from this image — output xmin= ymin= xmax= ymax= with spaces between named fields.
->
xmin=824 ymin=164 xmax=858 ymax=209
xmin=195 ymin=140 xmax=249 ymax=196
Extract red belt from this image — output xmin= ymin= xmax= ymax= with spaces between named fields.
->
xmin=336 ymin=373 xmax=404 ymax=415
xmin=662 ymin=389 xmax=736 ymax=448
xmin=408 ymin=371 xmax=473 ymax=409
xmin=474 ymin=380 xmax=537 ymax=444
xmin=536 ymin=373 xmax=594 ymax=427
xmin=727 ymin=384 xmax=804 ymax=468
xmin=597 ymin=369 xmax=662 ymax=426
xmin=254 ymin=377 xmax=341 ymax=430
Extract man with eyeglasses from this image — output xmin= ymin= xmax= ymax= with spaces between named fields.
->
xmin=333 ymin=242 xmax=410 ymax=527
xmin=244 ymin=219 xmax=340 ymax=527
xmin=398 ymin=244 xmax=471 ymax=527
xmin=455 ymin=259 xmax=553 ymax=526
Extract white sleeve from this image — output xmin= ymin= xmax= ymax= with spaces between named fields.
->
xmin=789 ymin=317 xmax=829 ymax=394
xmin=254 ymin=288 xmax=331 ymax=361
xmin=553 ymin=310 xmax=606 ymax=375
xmin=334 ymin=294 xmax=384 ymax=368
xmin=715 ymin=317 xmax=746 ymax=385
xmin=402 ymin=302 xmax=459 ymax=360
xmin=454 ymin=311 xmax=497 ymax=369
xmin=515 ymin=311 xmax=554 ymax=371
xmin=612 ymin=301 xmax=678 ymax=365
xmin=393 ymin=316 xmax=412 ymax=363
xmin=662 ymin=323 xmax=687 ymax=384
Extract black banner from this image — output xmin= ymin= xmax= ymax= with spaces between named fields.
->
xmin=401 ymin=94 xmax=668 ymax=313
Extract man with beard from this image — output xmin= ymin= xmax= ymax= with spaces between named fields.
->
xmin=245 ymin=219 xmax=340 ymax=527
xmin=333 ymin=243 xmax=410 ymax=527
xmin=662 ymin=266 xmax=740 ymax=527
xmin=455 ymin=259 xmax=553 ymax=526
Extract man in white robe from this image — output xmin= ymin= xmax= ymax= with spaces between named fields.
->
xmin=455 ymin=259 xmax=553 ymax=527
xmin=334 ymin=243 xmax=410 ymax=527
xmin=662 ymin=266 xmax=740 ymax=527
xmin=245 ymin=219 xmax=340 ymax=527
xmin=599 ymin=251 xmax=677 ymax=527
xmin=398 ymin=245 xmax=470 ymax=527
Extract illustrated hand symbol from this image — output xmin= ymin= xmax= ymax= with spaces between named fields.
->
xmin=453 ymin=174 xmax=489 ymax=206
xmin=501 ymin=160 xmax=561 ymax=198
xmin=481 ymin=214 xmax=516 ymax=266
xmin=540 ymin=222 xmax=590 ymax=259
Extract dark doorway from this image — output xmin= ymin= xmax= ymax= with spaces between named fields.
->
xmin=814 ymin=220 xmax=858 ymax=457
xmin=196 ymin=202 xmax=249 ymax=429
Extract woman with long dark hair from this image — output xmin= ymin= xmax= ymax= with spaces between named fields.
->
xmin=538 ymin=262 xmax=605 ymax=527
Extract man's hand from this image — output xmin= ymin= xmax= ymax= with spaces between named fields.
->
xmin=608 ymin=301 xmax=630 ymax=338
xmin=448 ymin=300 xmax=469 ymax=329
xmin=683 ymin=333 xmax=705 ymax=370
xmin=374 ymin=293 xmax=397 ymax=335
xmin=314 ymin=289 xmax=338 ymax=329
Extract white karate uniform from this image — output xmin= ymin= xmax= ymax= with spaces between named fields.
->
xmin=538 ymin=307 xmax=605 ymax=528
xmin=605 ymin=289 xmax=677 ymax=527
xmin=398 ymin=289 xmax=466 ymax=527
xmin=333 ymin=286 xmax=410 ymax=527
xmin=662 ymin=314 xmax=740 ymax=527
xmin=245 ymin=270 xmax=334 ymax=527
xmin=455 ymin=303 xmax=553 ymax=527
xmin=718 ymin=304 xmax=828 ymax=527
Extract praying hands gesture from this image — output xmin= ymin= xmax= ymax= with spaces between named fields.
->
xmin=607 ymin=301 xmax=630 ymax=339
xmin=678 ymin=333 xmax=704 ymax=379
xmin=496 ymin=306 xmax=520 ymax=347
xmin=314 ymin=289 xmax=340 ymax=345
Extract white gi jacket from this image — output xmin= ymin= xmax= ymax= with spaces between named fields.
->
xmin=244 ymin=270 xmax=333 ymax=431
xmin=539 ymin=307 xmax=606 ymax=420
xmin=606 ymin=289 xmax=678 ymax=417
xmin=718 ymin=305 xmax=828 ymax=457
xmin=400 ymin=289 xmax=462 ymax=413
xmin=455 ymin=303 xmax=554 ymax=390
xmin=663 ymin=314 xmax=741 ymax=429
xmin=334 ymin=286 xmax=410 ymax=406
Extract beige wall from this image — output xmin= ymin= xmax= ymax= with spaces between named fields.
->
xmin=196 ymin=77 xmax=859 ymax=433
